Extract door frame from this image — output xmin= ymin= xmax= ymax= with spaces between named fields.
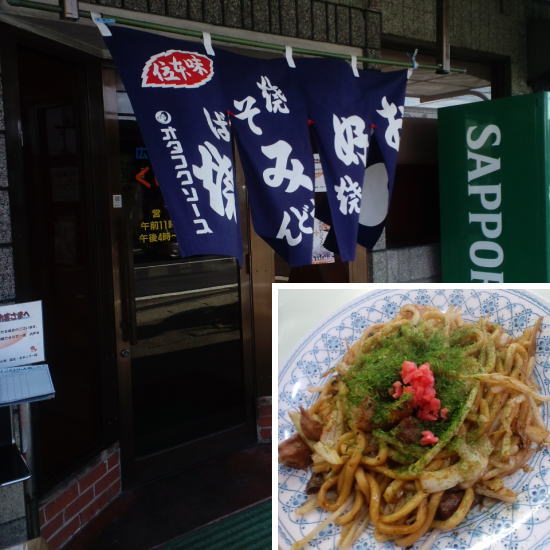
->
xmin=101 ymin=65 xmax=258 ymax=487
xmin=0 ymin=23 xmax=119 ymax=493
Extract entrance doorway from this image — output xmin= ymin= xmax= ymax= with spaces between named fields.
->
xmin=6 ymin=30 xmax=257 ymax=492
xmin=9 ymin=42 xmax=118 ymax=494
xmin=106 ymin=70 xmax=257 ymax=485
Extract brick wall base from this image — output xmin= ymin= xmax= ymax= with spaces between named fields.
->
xmin=39 ymin=444 xmax=121 ymax=549
xmin=257 ymin=396 xmax=272 ymax=442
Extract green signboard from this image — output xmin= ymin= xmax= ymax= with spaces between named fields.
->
xmin=439 ymin=92 xmax=550 ymax=282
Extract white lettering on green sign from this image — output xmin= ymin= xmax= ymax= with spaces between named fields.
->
xmin=466 ymin=124 xmax=503 ymax=282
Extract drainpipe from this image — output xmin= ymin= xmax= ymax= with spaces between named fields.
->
xmin=436 ymin=0 xmax=450 ymax=74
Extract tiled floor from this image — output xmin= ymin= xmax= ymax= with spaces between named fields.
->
xmin=64 ymin=443 xmax=271 ymax=550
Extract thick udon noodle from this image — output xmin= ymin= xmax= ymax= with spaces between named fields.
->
xmin=280 ymin=304 xmax=550 ymax=549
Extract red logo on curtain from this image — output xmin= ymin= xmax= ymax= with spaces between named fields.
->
xmin=141 ymin=50 xmax=214 ymax=88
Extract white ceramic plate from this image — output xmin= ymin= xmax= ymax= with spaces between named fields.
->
xmin=278 ymin=289 xmax=550 ymax=550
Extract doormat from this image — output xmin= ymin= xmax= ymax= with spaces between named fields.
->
xmin=157 ymin=498 xmax=271 ymax=550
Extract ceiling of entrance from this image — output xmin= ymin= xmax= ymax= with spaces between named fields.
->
xmin=406 ymin=68 xmax=490 ymax=101
xmin=380 ymin=48 xmax=491 ymax=103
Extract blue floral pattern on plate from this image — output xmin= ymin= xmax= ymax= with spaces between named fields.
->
xmin=278 ymin=289 xmax=550 ymax=550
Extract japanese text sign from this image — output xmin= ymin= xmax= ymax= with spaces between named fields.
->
xmin=103 ymin=27 xmax=408 ymax=266
xmin=106 ymin=27 xmax=243 ymax=264
xmin=0 ymin=301 xmax=45 ymax=367
xmin=218 ymin=50 xmax=316 ymax=265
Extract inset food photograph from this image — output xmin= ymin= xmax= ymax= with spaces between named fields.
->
xmin=278 ymin=288 xmax=550 ymax=550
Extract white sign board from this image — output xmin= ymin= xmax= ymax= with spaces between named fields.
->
xmin=0 ymin=301 xmax=45 ymax=367
xmin=312 ymin=154 xmax=335 ymax=264
xmin=313 ymin=154 xmax=327 ymax=192
xmin=312 ymin=219 xmax=335 ymax=264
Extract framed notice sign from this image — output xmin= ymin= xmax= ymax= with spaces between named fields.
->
xmin=0 ymin=301 xmax=45 ymax=367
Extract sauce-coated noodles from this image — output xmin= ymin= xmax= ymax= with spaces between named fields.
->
xmin=278 ymin=304 xmax=550 ymax=549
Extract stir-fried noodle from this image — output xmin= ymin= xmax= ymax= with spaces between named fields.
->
xmin=279 ymin=304 xmax=550 ymax=549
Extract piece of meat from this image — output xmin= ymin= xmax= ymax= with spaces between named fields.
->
xmin=354 ymin=396 xmax=376 ymax=431
xmin=278 ymin=434 xmax=311 ymax=469
xmin=385 ymin=397 xmax=414 ymax=427
xmin=355 ymin=395 xmax=414 ymax=432
xmin=306 ymin=472 xmax=325 ymax=494
xmin=300 ymin=407 xmax=323 ymax=441
xmin=395 ymin=416 xmax=422 ymax=443
xmin=436 ymin=490 xmax=464 ymax=520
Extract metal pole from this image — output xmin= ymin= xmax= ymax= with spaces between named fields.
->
xmin=6 ymin=0 xmax=466 ymax=73
xmin=59 ymin=0 xmax=79 ymax=21
xmin=436 ymin=0 xmax=451 ymax=74
xmin=18 ymin=403 xmax=40 ymax=539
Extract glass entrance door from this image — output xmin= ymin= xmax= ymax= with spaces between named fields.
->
xmin=131 ymin=258 xmax=246 ymax=457
xmin=114 ymin=85 xmax=256 ymax=484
